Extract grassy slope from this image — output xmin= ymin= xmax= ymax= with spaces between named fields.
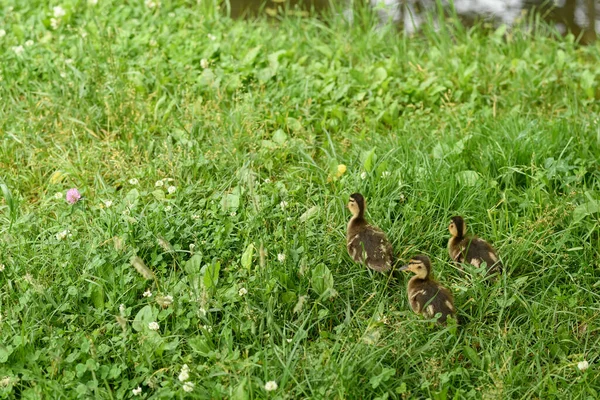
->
xmin=1 ymin=1 xmax=600 ymax=399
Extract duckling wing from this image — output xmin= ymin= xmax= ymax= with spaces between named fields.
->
xmin=348 ymin=227 xmax=393 ymax=272
xmin=463 ymin=238 xmax=502 ymax=274
xmin=409 ymin=282 xmax=455 ymax=323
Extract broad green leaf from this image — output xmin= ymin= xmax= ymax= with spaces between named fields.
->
xmin=573 ymin=199 xmax=599 ymax=222
xmin=90 ymin=284 xmax=104 ymax=309
xmin=226 ymin=74 xmax=242 ymax=92
xmin=198 ymin=68 xmax=216 ymax=87
xmin=286 ymin=118 xmax=302 ymax=132
xmin=185 ymin=254 xmax=202 ymax=274
xmin=373 ymin=67 xmax=388 ymax=84
xmin=267 ymin=50 xmax=286 ymax=70
xmin=203 ymin=260 xmax=221 ymax=289
xmin=243 ymin=45 xmax=262 ymax=65
xmin=232 ymin=378 xmax=249 ymax=400
xmin=273 ymin=129 xmax=288 ymax=144
xmin=0 ymin=345 xmax=13 ymax=363
xmin=432 ymin=143 xmax=448 ymax=159
xmin=453 ymin=134 xmax=472 ymax=154
xmin=0 ymin=181 xmax=16 ymax=222
xmin=123 ymin=189 xmax=140 ymax=210
xmin=261 ymin=140 xmax=277 ymax=149
xmin=152 ymin=189 xmax=165 ymax=201
xmin=221 ymin=193 xmax=240 ymax=211
xmin=189 ymin=335 xmax=214 ymax=357
xmin=300 ymin=205 xmax=319 ymax=222
xmin=132 ymin=305 xmax=154 ymax=332
xmin=361 ymin=148 xmax=377 ymax=172
xmin=257 ymin=67 xmax=276 ymax=82
xmin=370 ymin=367 xmax=395 ymax=389
xmin=455 ymin=170 xmax=480 ymax=187
xmin=241 ymin=243 xmax=254 ymax=270
xmin=311 ymin=263 xmax=334 ymax=297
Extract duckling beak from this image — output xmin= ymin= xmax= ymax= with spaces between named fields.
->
xmin=399 ymin=265 xmax=409 ymax=271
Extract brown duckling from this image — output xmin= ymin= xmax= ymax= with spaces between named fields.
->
xmin=399 ymin=255 xmax=456 ymax=324
xmin=346 ymin=193 xmax=393 ymax=272
xmin=448 ymin=216 xmax=502 ymax=276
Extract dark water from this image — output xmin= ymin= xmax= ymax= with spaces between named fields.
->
xmin=226 ymin=0 xmax=598 ymax=43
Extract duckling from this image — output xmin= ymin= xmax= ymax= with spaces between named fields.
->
xmin=448 ymin=216 xmax=502 ymax=276
xmin=399 ymin=255 xmax=456 ymax=324
xmin=346 ymin=193 xmax=393 ymax=272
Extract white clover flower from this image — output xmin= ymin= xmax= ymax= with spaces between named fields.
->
xmin=202 ymin=324 xmax=213 ymax=333
xmin=264 ymin=381 xmax=278 ymax=391
xmin=132 ymin=386 xmax=142 ymax=395
xmin=238 ymin=287 xmax=248 ymax=296
xmin=178 ymin=364 xmax=190 ymax=382
xmin=55 ymin=192 xmax=63 ymax=199
xmin=360 ymin=171 xmax=367 ymax=180
xmin=199 ymin=308 xmax=207 ymax=317
xmin=182 ymin=381 xmax=195 ymax=392
xmin=143 ymin=290 xmax=152 ymax=298
xmin=167 ymin=186 xmax=177 ymax=194
xmin=578 ymin=360 xmax=589 ymax=372
xmin=56 ymin=229 xmax=69 ymax=240
xmin=0 ymin=30 xmax=6 ymax=38
xmin=11 ymin=45 xmax=24 ymax=55
xmin=129 ymin=178 xmax=139 ymax=185
xmin=277 ymin=253 xmax=286 ymax=263
xmin=280 ymin=201 xmax=288 ymax=210
xmin=0 ymin=376 xmax=12 ymax=387
xmin=207 ymin=33 xmax=216 ymax=41
xmin=286 ymin=338 xmax=292 ymax=343
xmin=53 ymin=6 xmax=66 ymax=18
xmin=230 ymin=211 xmax=236 ymax=217
xmin=156 ymin=294 xmax=174 ymax=308
xmin=382 ymin=171 xmax=391 ymax=178
xmin=264 ymin=178 xmax=271 ymax=184
xmin=103 ymin=200 xmax=113 ymax=208
xmin=164 ymin=205 xmax=172 ymax=212
xmin=50 ymin=18 xmax=60 ymax=29
xmin=178 ymin=370 xmax=189 ymax=382
xmin=155 ymin=179 xmax=164 ymax=187
xmin=192 ymin=214 xmax=200 ymax=220
xmin=148 ymin=321 xmax=159 ymax=331
xmin=25 ymin=40 xmax=34 ymax=47
xmin=189 ymin=243 xmax=195 ymax=252
xmin=145 ymin=0 xmax=160 ymax=8
xmin=0 ymin=264 xmax=5 ymax=272
xmin=119 ymin=304 xmax=126 ymax=314
xmin=88 ymin=0 xmax=98 ymax=5
xmin=200 ymin=59 xmax=209 ymax=69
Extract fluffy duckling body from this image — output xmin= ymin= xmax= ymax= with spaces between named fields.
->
xmin=346 ymin=193 xmax=393 ymax=272
xmin=448 ymin=216 xmax=502 ymax=276
xmin=400 ymin=255 xmax=456 ymax=324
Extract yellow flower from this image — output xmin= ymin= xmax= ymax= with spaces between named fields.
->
xmin=336 ymin=164 xmax=347 ymax=178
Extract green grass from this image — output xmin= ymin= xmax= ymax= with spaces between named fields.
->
xmin=1 ymin=0 xmax=600 ymax=398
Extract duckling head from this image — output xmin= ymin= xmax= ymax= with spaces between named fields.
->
xmin=449 ymin=216 xmax=466 ymax=239
xmin=399 ymin=255 xmax=431 ymax=279
xmin=348 ymin=193 xmax=366 ymax=218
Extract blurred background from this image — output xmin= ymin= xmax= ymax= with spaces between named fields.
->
xmin=227 ymin=0 xmax=598 ymax=44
